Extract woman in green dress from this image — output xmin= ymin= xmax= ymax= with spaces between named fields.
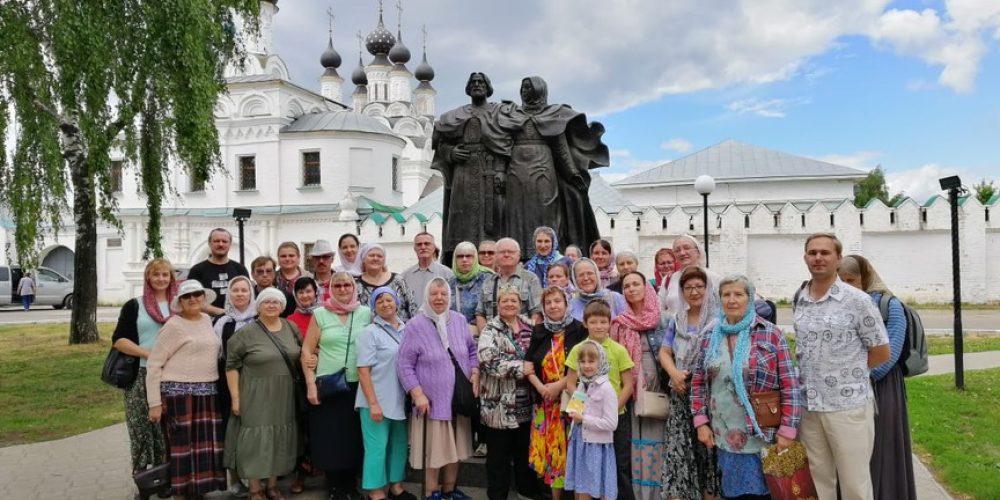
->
xmin=224 ymin=287 xmax=303 ymax=500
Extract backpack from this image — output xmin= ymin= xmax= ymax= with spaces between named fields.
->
xmin=877 ymin=294 xmax=928 ymax=377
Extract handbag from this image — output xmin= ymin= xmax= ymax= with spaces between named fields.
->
xmin=260 ymin=319 xmax=309 ymax=415
xmin=448 ymin=346 xmax=477 ymax=417
xmin=101 ymin=347 xmax=139 ymax=389
xmin=315 ymin=312 xmax=354 ymax=400
xmin=635 ymin=331 xmax=670 ymax=419
xmin=133 ymin=462 xmax=170 ymax=499
xmin=750 ymin=390 xmax=782 ymax=428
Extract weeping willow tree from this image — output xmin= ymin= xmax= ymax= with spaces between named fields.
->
xmin=0 ymin=1 xmax=259 ymax=343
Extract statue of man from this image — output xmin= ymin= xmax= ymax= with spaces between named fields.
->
xmin=431 ymin=73 xmax=511 ymax=258
xmin=497 ymin=76 xmax=609 ymax=256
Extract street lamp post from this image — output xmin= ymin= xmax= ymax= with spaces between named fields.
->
xmin=232 ymin=208 xmax=252 ymax=266
xmin=939 ymin=175 xmax=965 ymax=390
xmin=694 ymin=175 xmax=716 ymax=267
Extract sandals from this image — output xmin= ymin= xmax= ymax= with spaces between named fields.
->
xmin=290 ymin=474 xmax=305 ymax=494
xmin=266 ymin=487 xmax=286 ymax=500
xmin=250 ymin=492 xmax=268 ymax=500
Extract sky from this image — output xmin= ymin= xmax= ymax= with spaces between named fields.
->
xmin=271 ymin=0 xmax=1000 ymax=203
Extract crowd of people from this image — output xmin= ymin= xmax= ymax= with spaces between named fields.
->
xmin=112 ymin=226 xmax=915 ymax=500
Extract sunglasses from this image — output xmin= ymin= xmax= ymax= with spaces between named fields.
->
xmin=478 ymin=251 xmax=495 ymax=256
xmin=180 ymin=291 xmax=205 ymax=300
xmin=331 ymin=283 xmax=354 ymax=290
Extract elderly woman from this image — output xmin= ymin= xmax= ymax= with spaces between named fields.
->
xmin=397 ymin=278 xmax=479 ymax=500
xmin=612 ymin=271 xmax=671 ymax=500
xmin=448 ymin=241 xmax=492 ymax=331
xmin=146 ymin=280 xmax=226 ymax=498
xmin=525 ymin=226 xmax=563 ymax=287
xmin=479 ymin=286 xmax=539 ymax=500
xmin=525 ymin=286 xmax=586 ymax=500
xmin=355 ymin=286 xmax=417 ymax=500
xmin=589 ymin=239 xmax=617 ymax=288
xmin=302 ymin=272 xmax=371 ymax=500
xmin=275 ymin=241 xmax=312 ymax=295
xmin=691 ymin=275 xmax=802 ymax=500
xmin=568 ymin=258 xmax=628 ymax=322
xmin=112 ymin=258 xmax=177 ymax=478
xmin=608 ymin=250 xmax=639 ymax=294
xmin=658 ymin=266 xmax=721 ymax=499
xmin=660 ymin=235 xmax=721 ymax=314
xmin=356 ymin=243 xmax=417 ymax=321
xmin=335 ymin=233 xmax=363 ymax=276
xmin=839 ymin=255 xmax=916 ymax=500
xmin=562 ymin=244 xmax=582 ymax=263
xmin=224 ymin=289 xmax=302 ymax=500
xmin=651 ymin=248 xmax=678 ymax=293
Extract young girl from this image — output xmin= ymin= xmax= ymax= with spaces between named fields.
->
xmin=565 ymin=301 xmax=635 ymax=500
xmin=565 ymin=340 xmax=619 ymax=500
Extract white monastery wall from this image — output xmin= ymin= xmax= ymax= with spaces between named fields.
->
xmin=618 ymin=178 xmax=857 ymax=206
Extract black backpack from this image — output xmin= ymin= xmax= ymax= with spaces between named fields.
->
xmin=877 ymin=294 xmax=928 ymax=377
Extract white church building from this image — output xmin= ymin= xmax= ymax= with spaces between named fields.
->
xmin=3 ymin=0 xmax=999 ymax=305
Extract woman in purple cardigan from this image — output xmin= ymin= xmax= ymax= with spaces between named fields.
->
xmin=397 ymin=277 xmax=480 ymax=500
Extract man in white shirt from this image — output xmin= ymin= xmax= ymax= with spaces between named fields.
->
xmin=793 ymin=232 xmax=890 ymax=500
xmin=401 ymin=232 xmax=454 ymax=306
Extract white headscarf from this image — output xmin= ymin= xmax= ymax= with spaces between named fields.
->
xmin=334 ymin=235 xmax=363 ymax=276
xmin=213 ymin=275 xmax=257 ymax=338
xmin=421 ymin=276 xmax=453 ymax=348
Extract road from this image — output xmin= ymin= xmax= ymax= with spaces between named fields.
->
xmin=0 ymin=306 xmax=121 ymax=325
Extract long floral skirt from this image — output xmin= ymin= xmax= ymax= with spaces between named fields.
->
xmin=528 ymin=400 xmax=569 ymax=489
xmin=660 ymin=389 xmax=720 ymax=499
xmin=124 ymin=368 xmax=167 ymax=472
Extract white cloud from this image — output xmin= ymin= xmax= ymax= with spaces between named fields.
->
xmin=814 ymin=151 xmax=881 ymax=170
xmin=610 ymin=149 xmax=633 ymax=158
xmin=884 ymin=164 xmax=999 ymax=202
xmin=727 ymin=97 xmax=811 ymax=118
xmin=659 ymin=138 xmax=694 ymax=154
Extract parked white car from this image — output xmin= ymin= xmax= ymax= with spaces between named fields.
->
xmin=0 ymin=265 xmax=75 ymax=309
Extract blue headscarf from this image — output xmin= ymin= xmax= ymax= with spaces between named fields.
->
xmin=368 ymin=286 xmax=400 ymax=310
xmin=705 ymin=275 xmax=763 ymax=437
xmin=525 ymin=226 xmax=563 ymax=287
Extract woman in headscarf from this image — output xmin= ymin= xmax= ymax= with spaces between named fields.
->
xmin=567 ymin=258 xmax=628 ymax=322
xmin=525 ymin=286 xmax=587 ymax=500
xmin=448 ymin=241 xmax=492 ymax=332
xmin=111 ymin=258 xmax=177 ymax=479
xmin=355 ymin=243 xmax=417 ymax=321
xmin=397 ymin=277 xmax=479 ymax=500
xmin=212 ymin=275 xmax=257 ymax=496
xmin=545 ymin=262 xmax=575 ymax=295
xmin=525 ymin=226 xmax=563 ymax=287
xmin=302 ymin=272 xmax=370 ymax=500
xmin=612 ymin=272 xmax=672 ymax=500
xmin=657 ymin=266 xmax=721 ymax=499
xmin=356 ymin=287 xmax=417 ymax=500
xmin=690 ymin=274 xmax=801 ymax=500
xmin=589 ymin=239 xmax=618 ymax=289
xmin=608 ymin=250 xmax=638 ymax=294
xmin=839 ymin=255 xmax=916 ymax=500
xmin=334 ymin=233 xmax=363 ymax=277
xmin=650 ymin=248 xmax=678 ymax=293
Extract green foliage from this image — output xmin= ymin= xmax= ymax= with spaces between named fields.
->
xmin=853 ymin=166 xmax=904 ymax=208
xmin=972 ymin=178 xmax=996 ymax=205
xmin=0 ymin=0 xmax=259 ymax=266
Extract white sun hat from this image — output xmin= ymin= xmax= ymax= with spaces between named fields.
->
xmin=170 ymin=279 xmax=218 ymax=312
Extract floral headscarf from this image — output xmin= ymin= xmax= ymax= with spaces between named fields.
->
xmin=611 ymin=274 xmax=662 ymax=398
xmin=323 ymin=272 xmax=361 ymax=314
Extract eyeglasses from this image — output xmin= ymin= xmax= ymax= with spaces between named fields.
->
xmin=682 ymin=285 xmax=706 ymax=293
xmin=180 ymin=292 xmax=205 ymax=300
xmin=456 ymin=254 xmax=475 ymax=259
xmin=478 ymin=250 xmax=495 ymax=256
xmin=313 ymin=255 xmax=334 ymax=261
xmin=260 ymin=299 xmax=283 ymax=306
xmin=254 ymin=268 xmax=274 ymax=275
xmin=331 ymin=283 xmax=354 ymax=290
xmin=497 ymin=249 xmax=517 ymax=255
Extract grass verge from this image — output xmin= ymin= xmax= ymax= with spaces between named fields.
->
xmin=907 ymin=368 xmax=1000 ymax=499
xmin=927 ymin=335 xmax=1000 ymax=356
xmin=0 ymin=323 xmax=122 ymax=447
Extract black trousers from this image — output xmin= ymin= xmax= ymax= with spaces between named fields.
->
xmin=613 ymin=406 xmax=634 ymax=500
xmin=485 ymin=422 xmax=537 ymax=500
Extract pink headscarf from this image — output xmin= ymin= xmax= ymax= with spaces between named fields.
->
xmin=611 ymin=280 xmax=662 ymax=400
xmin=323 ymin=272 xmax=361 ymax=314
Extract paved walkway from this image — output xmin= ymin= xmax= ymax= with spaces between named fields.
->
xmin=5 ymin=351 xmax=997 ymax=499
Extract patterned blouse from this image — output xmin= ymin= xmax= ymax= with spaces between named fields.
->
xmin=477 ymin=315 xmax=534 ymax=429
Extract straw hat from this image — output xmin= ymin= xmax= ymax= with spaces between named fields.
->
xmin=169 ymin=279 xmax=217 ymax=312
xmin=309 ymin=239 xmax=335 ymax=257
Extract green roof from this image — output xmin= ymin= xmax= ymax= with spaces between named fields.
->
xmin=987 ymin=193 xmax=1000 ymax=206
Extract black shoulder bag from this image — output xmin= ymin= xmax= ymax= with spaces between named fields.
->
xmin=315 ymin=312 xmax=354 ymax=399
xmin=260 ymin=319 xmax=309 ymax=415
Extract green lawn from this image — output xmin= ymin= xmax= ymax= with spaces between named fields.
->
xmin=0 ymin=323 xmax=122 ymax=446
xmin=927 ymin=335 xmax=1000 ymax=356
xmin=907 ymin=368 xmax=1000 ymax=499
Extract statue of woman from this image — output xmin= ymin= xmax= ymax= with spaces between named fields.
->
xmin=497 ymin=76 xmax=609 ymax=256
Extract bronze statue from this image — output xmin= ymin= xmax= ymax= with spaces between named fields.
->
xmin=431 ymin=73 xmax=511 ymax=255
xmin=496 ymin=76 xmax=609 ymax=256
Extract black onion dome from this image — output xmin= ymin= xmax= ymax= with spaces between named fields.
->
xmin=389 ymin=32 xmax=411 ymax=64
xmin=351 ymin=57 xmax=368 ymax=85
xmin=320 ymin=38 xmax=342 ymax=69
xmin=365 ymin=16 xmax=395 ymax=55
xmin=414 ymin=53 xmax=434 ymax=81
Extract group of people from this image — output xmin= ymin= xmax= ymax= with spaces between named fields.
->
xmin=112 ymin=225 xmax=915 ymax=500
